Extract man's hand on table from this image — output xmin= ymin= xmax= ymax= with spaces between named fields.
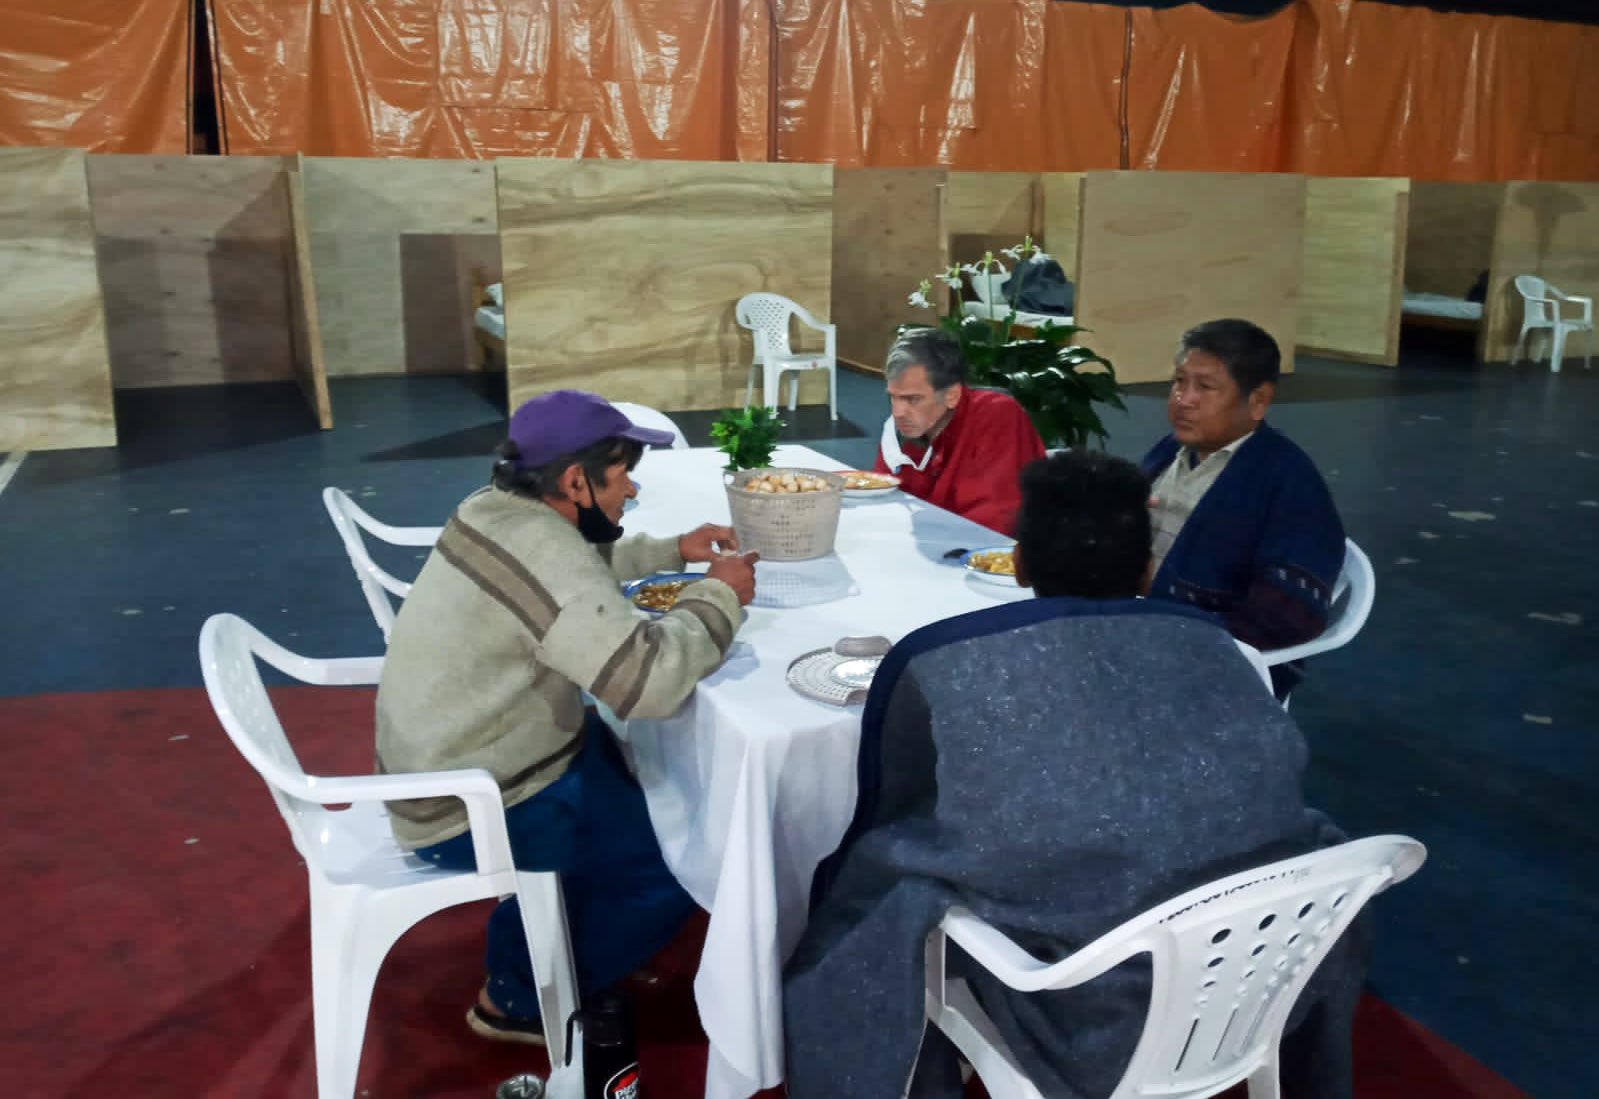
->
xmin=706 ymin=551 xmax=760 ymax=606
xmin=679 ymin=524 xmax=740 ymax=563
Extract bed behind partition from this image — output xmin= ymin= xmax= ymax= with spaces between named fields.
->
xmin=1402 ymin=181 xmax=1504 ymax=349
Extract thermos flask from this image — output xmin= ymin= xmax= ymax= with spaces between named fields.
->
xmin=565 ymin=991 xmax=643 ymax=1099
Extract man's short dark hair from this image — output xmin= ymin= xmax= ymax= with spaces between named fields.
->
xmin=1178 ymin=318 xmax=1280 ymax=394
xmin=1015 ymin=451 xmax=1151 ymax=599
xmin=492 ymin=435 xmax=644 ymax=500
xmin=885 ymin=327 xmax=968 ymax=391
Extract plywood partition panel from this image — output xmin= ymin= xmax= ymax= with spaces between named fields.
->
xmin=301 ymin=157 xmax=499 ymax=377
xmin=497 ymin=159 xmax=833 ymax=410
xmin=283 ymin=167 xmax=333 ymax=429
xmin=944 ymin=171 xmax=1040 ymax=265
xmin=1299 ymin=177 xmax=1408 ymax=365
xmin=832 ymin=167 xmax=949 ymax=371
xmin=1075 ymin=171 xmax=1306 ymax=384
xmin=87 ymin=154 xmax=299 ymax=389
xmin=0 ymin=148 xmax=116 ymax=450
xmin=1405 ymin=181 xmax=1504 ymax=298
xmin=1482 ymin=180 xmax=1599 ymax=363
xmin=1041 ymin=173 xmax=1084 ymax=279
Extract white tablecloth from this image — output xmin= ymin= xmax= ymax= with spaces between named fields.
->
xmin=618 ymin=444 xmax=1025 ymax=1099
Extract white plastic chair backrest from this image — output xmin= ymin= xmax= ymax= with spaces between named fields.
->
xmin=970 ymin=269 xmax=1012 ymax=306
xmin=199 ymin=613 xmax=339 ymax=864
xmin=322 ymin=487 xmax=438 ymax=643
xmin=1051 ymin=836 xmax=1424 ymax=1099
xmin=1515 ymin=274 xmax=1553 ymax=327
xmin=736 ymin=291 xmax=801 ymax=360
xmin=1261 ymin=539 xmax=1374 ymax=668
xmin=610 ymin=401 xmax=689 ymax=449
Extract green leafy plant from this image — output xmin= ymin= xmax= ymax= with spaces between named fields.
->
xmin=711 ymin=405 xmax=786 ymax=471
xmin=904 ymin=238 xmax=1125 ymax=449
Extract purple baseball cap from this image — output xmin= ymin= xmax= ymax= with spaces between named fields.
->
xmin=506 ymin=390 xmax=675 ymax=469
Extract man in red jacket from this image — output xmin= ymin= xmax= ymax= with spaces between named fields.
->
xmin=873 ymin=327 xmax=1045 ymax=535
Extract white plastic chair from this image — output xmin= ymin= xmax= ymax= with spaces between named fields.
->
xmin=199 ymin=614 xmax=583 ymax=1099
xmin=735 ymin=292 xmax=838 ymax=420
xmin=610 ymin=401 xmax=689 ymax=449
xmin=923 ymin=835 xmax=1426 ymax=1099
xmin=322 ymin=487 xmax=442 ymax=643
xmin=1512 ymin=274 xmax=1593 ymax=373
xmin=1261 ymin=539 xmax=1374 ymax=669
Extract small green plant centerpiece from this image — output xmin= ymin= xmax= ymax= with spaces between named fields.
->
xmin=710 ymin=405 xmax=786 ymax=472
xmin=905 ymin=237 xmax=1125 ymax=448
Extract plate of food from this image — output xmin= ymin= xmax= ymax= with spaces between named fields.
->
xmin=622 ymin=572 xmax=702 ymax=614
xmin=960 ymin=545 xmax=1019 ymax=586
xmin=838 ymin=470 xmax=902 ymax=498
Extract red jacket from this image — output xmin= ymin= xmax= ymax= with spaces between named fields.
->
xmin=874 ymin=388 xmax=1045 ymax=536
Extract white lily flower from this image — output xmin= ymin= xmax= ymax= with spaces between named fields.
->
xmin=1001 ymin=246 xmax=1021 ymax=260
xmin=940 ymin=274 xmax=963 ymax=289
xmin=908 ymin=290 xmax=932 ymax=309
xmin=1029 ymin=249 xmax=1053 ymax=265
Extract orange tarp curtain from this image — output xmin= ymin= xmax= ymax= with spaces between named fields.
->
xmin=206 ymin=0 xmax=770 ymax=161
xmin=0 ymin=0 xmax=193 ymax=152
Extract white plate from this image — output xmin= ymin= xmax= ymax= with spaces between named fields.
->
xmin=960 ymin=545 xmax=1019 ymax=586
xmin=839 ymin=470 xmax=902 ymax=498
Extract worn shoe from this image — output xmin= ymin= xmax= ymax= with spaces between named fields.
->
xmin=466 ymin=1003 xmax=547 ymax=1047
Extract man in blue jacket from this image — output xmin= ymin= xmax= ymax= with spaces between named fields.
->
xmin=1143 ymin=319 xmax=1345 ymax=684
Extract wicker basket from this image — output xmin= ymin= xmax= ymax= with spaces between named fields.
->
xmin=724 ymin=468 xmax=846 ymax=561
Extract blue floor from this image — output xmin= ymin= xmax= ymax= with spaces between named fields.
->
xmin=3 ymin=349 xmax=1596 ymax=1096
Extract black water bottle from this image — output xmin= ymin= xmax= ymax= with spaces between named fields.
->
xmin=583 ymin=991 xmax=643 ymax=1099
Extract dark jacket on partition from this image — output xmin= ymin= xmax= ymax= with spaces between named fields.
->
xmin=784 ymin=597 xmax=1362 ymax=1099
xmin=1141 ymin=422 xmax=1345 ymax=658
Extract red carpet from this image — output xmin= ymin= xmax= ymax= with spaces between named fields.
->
xmin=0 ymin=688 xmax=1527 ymax=1098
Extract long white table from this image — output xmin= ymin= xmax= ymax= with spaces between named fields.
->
xmin=619 ymin=444 xmax=1025 ymax=1099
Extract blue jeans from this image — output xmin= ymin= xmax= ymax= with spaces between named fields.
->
xmin=418 ymin=714 xmax=698 ymax=1020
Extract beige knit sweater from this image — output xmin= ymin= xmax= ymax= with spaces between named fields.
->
xmin=375 ymin=486 xmax=743 ymax=849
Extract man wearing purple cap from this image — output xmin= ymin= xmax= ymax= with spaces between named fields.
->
xmin=375 ymin=390 xmax=759 ymax=1045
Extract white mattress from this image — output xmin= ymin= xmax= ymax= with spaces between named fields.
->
xmin=1402 ymin=292 xmax=1483 ymax=321
xmin=474 ymin=305 xmax=505 ymax=341
xmin=962 ymin=300 xmax=1074 ymax=328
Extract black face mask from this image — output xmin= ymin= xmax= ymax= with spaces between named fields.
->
xmin=574 ymin=477 xmax=624 ymax=544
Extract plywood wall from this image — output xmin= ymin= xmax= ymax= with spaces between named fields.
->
xmin=1075 ymin=171 xmax=1306 ymax=384
xmin=831 ymin=168 xmax=949 ymax=370
xmin=945 ymin=171 xmax=1040 ymax=270
xmin=87 ymin=154 xmax=300 ymax=389
xmin=1041 ymin=173 xmax=1084 ymax=280
xmin=0 ymin=148 xmax=116 ymax=450
xmin=1405 ymin=181 xmax=1504 ymax=298
xmin=283 ymin=169 xmax=333 ymax=429
xmin=497 ymin=159 xmax=834 ymax=411
xmin=1299 ymin=177 xmax=1408 ymax=366
xmin=1482 ymin=180 xmax=1599 ymax=363
xmin=300 ymin=157 xmax=500 ymax=377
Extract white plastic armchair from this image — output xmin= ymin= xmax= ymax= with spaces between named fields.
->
xmin=610 ymin=401 xmax=689 ymax=449
xmin=199 ymin=614 xmax=581 ymax=1099
xmin=1513 ymin=274 xmax=1593 ymax=373
xmin=322 ymin=487 xmax=443 ymax=643
xmin=923 ymin=835 xmax=1426 ymax=1099
xmin=735 ymin=292 xmax=838 ymax=420
xmin=1261 ymin=539 xmax=1374 ymax=668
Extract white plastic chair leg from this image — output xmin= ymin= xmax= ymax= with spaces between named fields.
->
xmin=744 ymin=365 xmax=757 ymax=409
xmin=310 ymin=887 xmax=381 ymax=1099
xmin=1551 ymin=326 xmax=1566 ymax=373
xmin=1512 ymin=328 xmax=1527 ymax=365
xmin=763 ymin=362 xmax=782 ymax=412
xmin=828 ymin=365 xmax=838 ymax=421
xmin=788 ymin=370 xmax=800 ymax=412
xmin=1246 ymin=1056 xmax=1283 ymax=1099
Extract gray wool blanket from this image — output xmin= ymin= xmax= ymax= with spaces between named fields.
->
xmin=783 ymin=598 xmax=1362 ymax=1099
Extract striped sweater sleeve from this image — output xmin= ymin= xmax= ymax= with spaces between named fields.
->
xmin=436 ymin=515 xmax=741 ymax=720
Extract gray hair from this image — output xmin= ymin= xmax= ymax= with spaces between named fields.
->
xmin=885 ymin=327 xmax=968 ymax=391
